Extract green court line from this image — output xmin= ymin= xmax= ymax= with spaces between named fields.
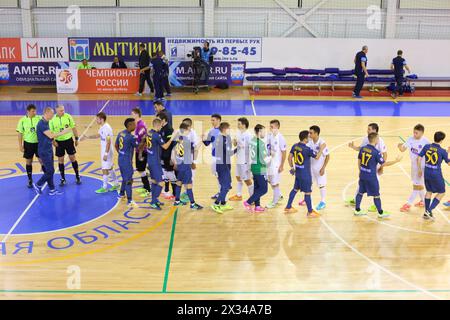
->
xmin=162 ymin=208 xmax=178 ymax=293
xmin=399 ymin=136 xmax=449 ymax=186
xmin=0 ymin=289 xmax=449 ymax=295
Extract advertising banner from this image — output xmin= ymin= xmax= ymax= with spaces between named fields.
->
xmin=20 ymin=38 xmax=69 ymax=62
xmin=56 ymin=68 xmax=139 ymax=94
xmin=0 ymin=38 xmax=22 ymax=63
xmin=68 ymin=37 xmax=165 ymax=62
xmin=0 ymin=62 xmax=69 ymax=85
xmin=166 ymin=38 xmax=262 ymax=62
xmin=168 ymin=61 xmax=246 ymax=87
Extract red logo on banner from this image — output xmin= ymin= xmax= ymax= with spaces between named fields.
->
xmin=0 ymin=38 xmax=22 ymax=62
xmin=58 ymin=69 xmax=73 ymax=84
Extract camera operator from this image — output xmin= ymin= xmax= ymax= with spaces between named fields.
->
xmin=190 ymin=41 xmax=214 ymax=93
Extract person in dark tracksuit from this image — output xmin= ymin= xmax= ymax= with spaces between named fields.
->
xmin=33 ymin=107 xmax=72 ymax=196
xmin=161 ymin=52 xmax=171 ymax=96
xmin=352 ymin=45 xmax=369 ymax=99
xmin=151 ymin=50 xmax=166 ymax=102
xmin=136 ymin=43 xmax=154 ymax=96
xmin=211 ymin=122 xmax=234 ymax=214
xmin=390 ymin=50 xmax=411 ymax=99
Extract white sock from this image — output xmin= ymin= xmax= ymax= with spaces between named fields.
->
xmin=248 ymin=184 xmax=254 ymax=196
xmin=236 ymin=181 xmax=243 ymax=196
xmin=407 ymin=190 xmax=418 ymax=205
xmin=102 ymin=175 xmax=108 ymax=189
xmin=419 ymin=189 xmax=425 ymax=202
xmin=273 ymin=186 xmax=281 ymax=203
xmin=109 ymin=170 xmax=119 ymax=186
xmin=320 ymin=187 xmax=326 ymax=202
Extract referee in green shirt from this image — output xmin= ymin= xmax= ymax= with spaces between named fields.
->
xmin=16 ymin=104 xmax=45 ymax=188
xmin=49 ymin=104 xmax=81 ymax=186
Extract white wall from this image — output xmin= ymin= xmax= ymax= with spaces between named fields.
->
xmin=247 ymin=38 xmax=450 ymax=76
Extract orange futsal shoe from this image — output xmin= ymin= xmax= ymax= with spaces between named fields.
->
xmin=414 ymin=201 xmax=425 ymax=207
xmin=229 ymin=194 xmax=243 ymax=201
xmin=400 ymin=203 xmax=411 ymax=212
xmin=307 ymin=210 xmax=320 ymax=218
xmin=284 ymin=207 xmax=298 ymax=214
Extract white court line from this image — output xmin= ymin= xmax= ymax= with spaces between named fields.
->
xmin=1 ymin=99 xmax=111 ymax=244
xmin=397 ymin=163 xmax=450 ymax=224
xmin=251 ymin=98 xmax=257 ymax=116
xmin=320 ymin=217 xmax=441 ymax=300
xmin=1 ymin=183 xmax=47 ymax=243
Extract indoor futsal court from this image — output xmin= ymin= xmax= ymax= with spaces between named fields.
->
xmin=1 ymin=0 xmax=450 ymax=303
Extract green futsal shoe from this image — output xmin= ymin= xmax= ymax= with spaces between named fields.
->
xmin=354 ymin=209 xmax=367 ymax=216
xmin=377 ymin=211 xmax=391 ymax=219
xmin=109 ymin=185 xmax=120 ymax=192
xmin=95 ymin=187 xmax=109 ymax=194
xmin=220 ymin=203 xmax=234 ymax=211
xmin=135 ymin=188 xmax=147 ymax=193
xmin=139 ymin=190 xmax=151 ymax=198
xmin=346 ymin=198 xmax=356 ymax=206
xmin=211 ymin=204 xmax=224 ymax=214
xmin=180 ymin=192 xmax=190 ymax=202
xmin=368 ymin=204 xmax=378 ymax=212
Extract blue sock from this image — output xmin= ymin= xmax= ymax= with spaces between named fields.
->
xmin=120 ymin=181 xmax=126 ymax=194
xmin=151 ymin=183 xmax=162 ymax=204
xmin=425 ymin=198 xmax=431 ymax=211
xmin=186 ymin=188 xmax=195 ymax=203
xmin=355 ymin=193 xmax=363 ymax=211
xmin=429 ymin=198 xmax=440 ymax=212
xmin=286 ymin=189 xmax=297 ymax=208
xmin=175 ymin=185 xmax=181 ymax=201
xmin=305 ymin=194 xmax=313 ymax=213
xmin=374 ymin=197 xmax=382 ymax=213
xmin=125 ymin=183 xmax=132 ymax=202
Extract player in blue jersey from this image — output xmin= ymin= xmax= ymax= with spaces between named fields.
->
xmin=354 ymin=132 xmax=402 ymax=218
xmin=284 ymin=130 xmax=326 ymax=217
xmin=202 ymin=113 xmax=222 ymax=199
xmin=115 ymin=118 xmax=138 ymax=208
xmin=146 ymin=118 xmax=177 ymax=210
xmin=417 ymin=131 xmax=450 ymax=220
xmin=172 ymin=123 xmax=203 ymax=210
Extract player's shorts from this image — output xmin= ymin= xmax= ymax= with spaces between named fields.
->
xmin=101 ymin=152 xmax=114 ymax=170
xmin=425 ymin=176 xmax=445 ymax=194
xmin=55 ymin=138 xmax=76 ymax=157
xmin=119 ymin=165 xmax=133 ymax=183
xmin=135 ymin=151 xmax=147 ymax=172
xmin=293 ymin=176 xmax=312 ymax=193
xmin=358 ymin=178 xmax=380 ymax=197
xmin=312 ymin=169 xmax=327 ymax=187
xmin=23 ymin=141 xmax=39 ymax=159
xmin=411 ymin=163 xmax=425 ymax=186
xmin=163 ymin=168 xmax=177 ymax=182
xmin=177 ymin=167 xmax=193 ymax=185
xmin=235 ymin=164 xmax=251 ymax=181
xmin=149 ymin=163 xmax=164 ymax=183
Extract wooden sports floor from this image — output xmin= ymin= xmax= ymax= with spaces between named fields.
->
xmin=0 ymin=86 xmax=449 ymax=300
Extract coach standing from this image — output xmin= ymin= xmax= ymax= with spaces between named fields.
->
xmin=136 ymin=43 xmax=154 ymax=97
xmin=352 ymin=45 xmax=369 ymax=99
xmin=33 ymin=107 xmax=72 ymax=196
xmin=151 ymin=51 xmax=166 ymax=102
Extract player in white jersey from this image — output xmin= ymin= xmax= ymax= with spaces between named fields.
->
xmin=397 ymin=124 xmax=429 ymax=212
xmin=347 ymin=123 xmax=387 ymax=210
xmin=179 ymin=118 xmax=201 ymax=202
xmin=229 ymin=117 xmax=254 ymax=201
xmin=266 ymin=120 xmax=287 ymax=208
xmin=80 ymin=112 xmax=120 ymax=193
xmin=306 ymin=125 xmax=330 ymax=210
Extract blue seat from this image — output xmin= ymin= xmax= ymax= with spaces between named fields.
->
xmin=338 ymin=70 xmax=354 ymax=76
xmin=325 ymin=68 xmax=339 ymax=74
xmin=367 ymin=69 xmax=394 ymax=75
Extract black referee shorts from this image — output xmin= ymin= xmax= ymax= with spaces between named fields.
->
xmin=135 ymin=151 xmax=148 ymax=172
xmin=23 ymin=141 xmax=39 ymax=159
xmin=55 ymin=138 xmax=76 ymax=157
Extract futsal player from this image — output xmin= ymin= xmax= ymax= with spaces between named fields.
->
xmin=179 ymin=118 xmax=201 ymax=202
xmin=353 ymin=132 xmax=402 ymax=218
xmin=397 ymin=124 xmax=429 ymax=212
xmin=211 ymin=122 xmax=234 ymax=214
xmin=156 ymin=112 xmax=177 ymax=200
xmin=347 ymin=123 xmax=387 ymax=212
xmin=16 ymin=104 xmax=44 ymax=188
xmin=243 ymin=124 xmax=270 ymax=213
xmin=49 ymin=104 xmax=81 ymax=186
xmin=146 ymin=118 xmax=176 ymax=210
xmin=80 ymin=112 xmax=120 ymax=193
xmin=172 ymin=123 xmax=203 ymax=210
xmin=154 ymin=100 xmax=173 ymax=128
xmin=202 ymin=113 xmax=222 ymax=199
xmin=33 ymin=107 xmax=72 ymax=196
xmin=115 ymin=118 xmax=138 ymax=208
xmin=229 ymin=117 xmax=254 ymax=201
xmin=131 ymin=107 xmax=151 ymax=197
xmin=417 ymin=131 xmax=450 ymax=220
xmin=266 ymin=120 xmax=287 ymax=209
xmin=284 ymin=130 xmax=326 ymax=217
